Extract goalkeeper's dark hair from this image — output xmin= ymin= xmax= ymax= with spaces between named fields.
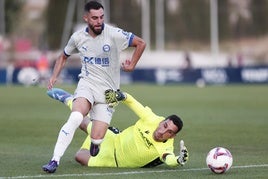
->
xmin=166 ymin=115 xmax=183 ymax=134
xmin=84 ymin=1 xmax=104 ymax=12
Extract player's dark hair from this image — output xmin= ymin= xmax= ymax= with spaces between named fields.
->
xmin=84 ymin=1 xmax=104 ymax=12
xmin=166 ymin=115 xmax=183 ymax=134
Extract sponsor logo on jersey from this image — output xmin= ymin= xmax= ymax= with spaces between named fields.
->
xmin=117 ymin=29 xmax=131 ymax=40
xmin=138 ymin=128 xmax=153 ymax=148
xmin=82 ymin=46 xmax=88 ymax=52
xmin=83 ymin=56 xmax=110 ymax=67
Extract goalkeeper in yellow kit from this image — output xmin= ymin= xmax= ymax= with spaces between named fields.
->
xmin=46 ymin=88 xmax=189 ymax=168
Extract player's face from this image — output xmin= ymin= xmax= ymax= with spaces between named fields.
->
xmin=84 ymin=8 xmax=104 ymax=36
xmin=153 ymin=119 xmax=178 ymax=142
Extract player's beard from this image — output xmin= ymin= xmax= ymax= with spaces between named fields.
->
xmin=89 ymin=24 xmax=103 ymax=35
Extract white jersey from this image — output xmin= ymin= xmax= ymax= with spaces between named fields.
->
xmin=64 ymin=24 xmax=134 ymax=90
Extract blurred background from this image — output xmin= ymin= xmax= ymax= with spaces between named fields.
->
xmin=0 ymin=0 xmax=268 ymax=86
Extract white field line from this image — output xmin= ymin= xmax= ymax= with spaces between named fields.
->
xmin=1 ymin=164 xmax=268 ymax=179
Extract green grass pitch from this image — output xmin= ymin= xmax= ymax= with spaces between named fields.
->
xmin=0 ymin=84 xmax=268 ymax=179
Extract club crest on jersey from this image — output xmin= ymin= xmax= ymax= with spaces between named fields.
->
xmin=103 ymin=44 xmax=110 ymax=52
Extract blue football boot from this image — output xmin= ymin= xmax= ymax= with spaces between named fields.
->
xmin=42 ymin=160 xmax=58 ymax=173
xmin=47 ymin=88 xmax=72 ymax=104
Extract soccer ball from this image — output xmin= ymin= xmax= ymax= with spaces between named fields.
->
xmin=206 ymin=147 xmax=233 ymax=174
xmin=17 ymin=67 xmax=40 ymax=86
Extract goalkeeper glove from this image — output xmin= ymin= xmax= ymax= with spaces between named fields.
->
xmin=105 ymin=89 xmax=126 ymax=107
xmin=177 ymin=140 xmax=189 ymax=166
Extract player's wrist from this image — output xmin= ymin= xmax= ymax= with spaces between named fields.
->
xmin=115 ymin=90 xmax=126 ymax=101
xmin=177 ymin=156 xmax=185 ymax=166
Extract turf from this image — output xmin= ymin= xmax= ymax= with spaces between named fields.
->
xmin=0 ymin=84 xmax=268 ymax=179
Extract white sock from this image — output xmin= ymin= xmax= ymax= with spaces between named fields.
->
xmin=91 ymin=138 xmax=103 ymax=145
xmin=52 ymin=111 xmax=83 ymax=162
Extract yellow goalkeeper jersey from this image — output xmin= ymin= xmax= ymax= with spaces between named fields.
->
xmin=114 ymin=94 xmax=179 ymax=167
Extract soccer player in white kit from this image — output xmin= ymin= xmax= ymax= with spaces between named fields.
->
xmin=43 ymin=1 xmax=146 ymax=173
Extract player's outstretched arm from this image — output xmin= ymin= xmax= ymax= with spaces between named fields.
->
xmin=121 ymin=35 xmax=146 ymax=72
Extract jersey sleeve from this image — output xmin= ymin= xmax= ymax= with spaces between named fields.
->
xmin=164 ymin=154 xmax=180 ymax=167
xmin=64 ymin=35 xmax=77 ymax=56
xmin=156 ymin=139 xmax=179 ymax=167
xmin=113 ymin=27 xmax=134 ymax=51
xmin=123 ymin=93 xmax=154 ymax=119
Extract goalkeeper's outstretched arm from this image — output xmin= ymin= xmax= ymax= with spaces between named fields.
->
xmin=105 ymin=89 xmax=149 ymax=119
xmin=122 ymin=93 xmax=151 ymax=119
xmin=163 ymin=140 xmax=189 ymax=167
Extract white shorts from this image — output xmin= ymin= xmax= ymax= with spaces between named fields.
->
xmin=73 ymin=78 xmax=115 ymax=124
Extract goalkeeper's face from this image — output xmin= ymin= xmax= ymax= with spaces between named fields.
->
xmin=153 ymin=119 xmax=178 ymax=142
